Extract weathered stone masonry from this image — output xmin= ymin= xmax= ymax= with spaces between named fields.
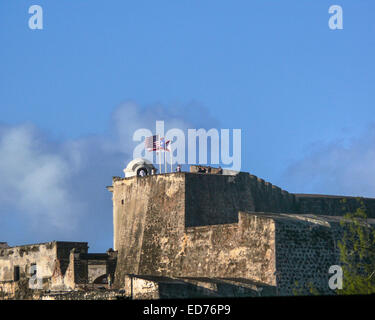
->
xmin=0 ymin=241 xmax=117 ymax=298
xmin=109 ymin=171 xmax=375 ymax=295
xmin=2 ymin=165 xmax=375 ymax=299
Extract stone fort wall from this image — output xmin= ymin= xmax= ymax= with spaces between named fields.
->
xmin=110 ymin=174 xmax=186 ymax=285
xmin=109 ymin=172 xmax=375 ymax=293
xmin=273 ymin=214 xmax=344 ymax=295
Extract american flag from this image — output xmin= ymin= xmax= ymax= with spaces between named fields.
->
xmin=145 ymin=135 xmax=171 ymax=152
xmin=144 ymin=135 xmax=159 ymax=151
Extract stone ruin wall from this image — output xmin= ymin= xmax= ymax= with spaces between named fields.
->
xmin=0 ymin=242 xmax=91 ymax=297
xmin=0 ymin=242 xmax=58 ymax=283
xmin=86 ymin=254 xmax=115 ymax=283
xmin=0 ymin=242 xmax=58 ymax=299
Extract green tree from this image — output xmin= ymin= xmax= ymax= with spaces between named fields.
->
xmin=337 ymin=200 xmax=375 ymax=294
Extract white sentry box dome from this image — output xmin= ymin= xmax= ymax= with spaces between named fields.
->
xmin=123 ymin=158 xmax=156 ymax=178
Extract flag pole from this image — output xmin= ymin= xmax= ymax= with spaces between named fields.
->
xmin=158 ymin=151 xmax=161 ymax=174
xmin=164 ymin=150 xmax=167 ymax=173
xmin=170 ymin=147 xmax=173 ymax=173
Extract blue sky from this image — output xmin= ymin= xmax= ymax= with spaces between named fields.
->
xmin=1 ymin=1 xmax=375 ymax=251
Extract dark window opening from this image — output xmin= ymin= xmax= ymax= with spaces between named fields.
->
xmin=121 ymin=199 xmax=124 ymax=205
xmin=14 ymin=266 xmax=20 ymax=281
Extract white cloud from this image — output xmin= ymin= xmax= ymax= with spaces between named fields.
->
xmin=0 ymin=124 xmax=84 ymax=233
xmin=0 ymin=101 xmax=211 ymax=248
xmin=282 ymin=124 xmax=375 ymax=198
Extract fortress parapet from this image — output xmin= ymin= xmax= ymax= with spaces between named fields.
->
xmin=108 ymin=165 xmax=375 ymax=294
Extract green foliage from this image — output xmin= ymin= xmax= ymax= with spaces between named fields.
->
xmin=292 ymin=281 xmax=304 ymax=296
xmin=337 ymin=199 xmax=375 ymax=295
xmin=308 ymin=282 xmax=320 ymax=295
xmin=292 ymin=280 xmax=320 ymax=296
